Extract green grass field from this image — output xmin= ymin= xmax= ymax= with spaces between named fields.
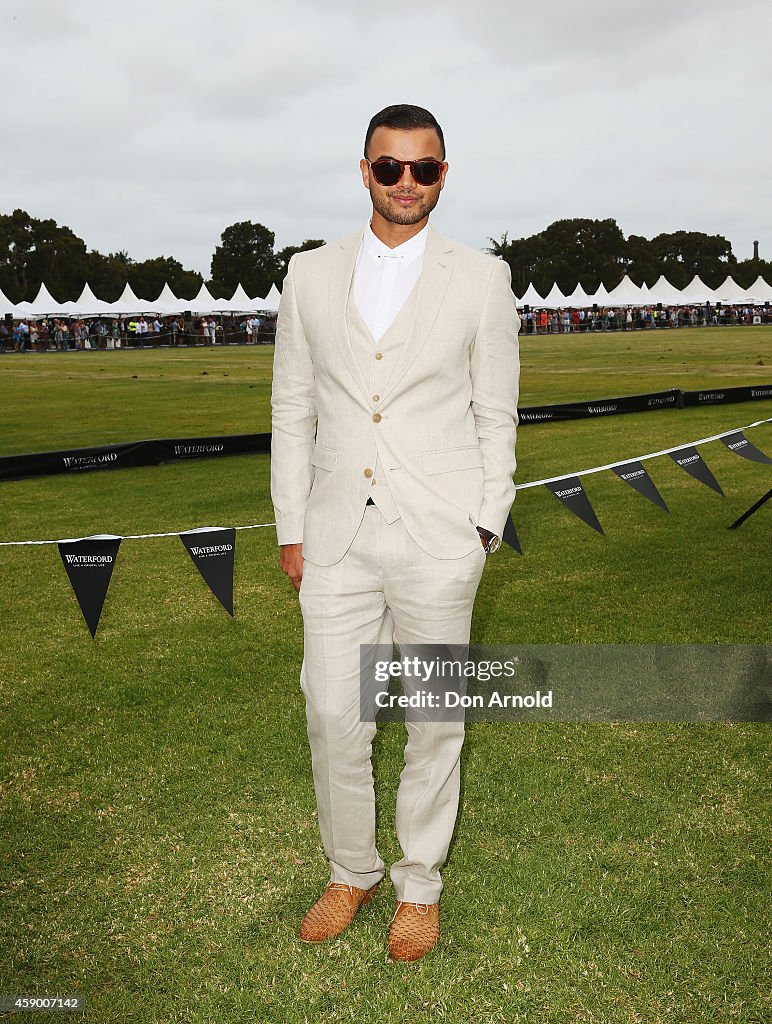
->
xmin=0 ymin=327 xmax=770 ymax=1023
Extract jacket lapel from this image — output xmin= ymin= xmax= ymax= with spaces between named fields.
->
xmin=328 ymin=227 xmax=370 ymax=403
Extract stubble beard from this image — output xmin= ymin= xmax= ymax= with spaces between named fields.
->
xmin=370 ymin=187 xmax=441 ymax=226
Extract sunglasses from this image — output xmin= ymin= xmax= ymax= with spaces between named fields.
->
xmin=367 ymin=157 xmax=444 ymax=187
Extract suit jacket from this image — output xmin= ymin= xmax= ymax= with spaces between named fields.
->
xmin=270 ymin=222 xmax=520 ymax=565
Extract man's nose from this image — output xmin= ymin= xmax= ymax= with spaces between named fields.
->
xmin=397 ymin=164 xmax=417 ymax=186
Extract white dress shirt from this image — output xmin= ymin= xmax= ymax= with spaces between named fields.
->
xmin=352 ymin=220 xmax=429 ymax=341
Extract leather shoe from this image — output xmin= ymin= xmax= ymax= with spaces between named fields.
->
xmin=388 ymin=901 xmax=440 ymax=962
xmin=299 ymin=882 xmax=378 ymax=942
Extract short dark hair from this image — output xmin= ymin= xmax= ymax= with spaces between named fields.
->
xmin=364 ymin=104 xmax=445 ymax=160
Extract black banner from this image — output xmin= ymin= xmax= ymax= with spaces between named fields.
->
xmin=545 ymin=476 xmax=604 ymax=534
xmin=612 ymin=461 xmax=670 ymax=512
xmin=58 ymin=536 xmax=121 ymax=637
xmin=0 ymin=433 xmax=271 ymax=483
xmin=669 ymin=447 xmax=724 ymax=495
xmin=518 ymin=388 xmax=682 ymax=424
xmin=1 ymin=383 xmax=768 ymax=484
xmin=163 ymin=436 xmax=269 ymax=462
xmin=720 ymin=431 xmax=772 ymax=465
xmin=179 ymin=528 xmax=236 ymax=616
xmin=682 ymin=384 xmax=772 ymax=407
xmin=502 ymin=513 xmax=522 ymax=554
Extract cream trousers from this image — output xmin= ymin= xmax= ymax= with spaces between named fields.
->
xmin=298 ymin=503 xmax=486 ymax=904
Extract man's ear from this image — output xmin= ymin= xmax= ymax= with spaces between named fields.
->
xmin=360 ymin=158 xmax=371 ymax=189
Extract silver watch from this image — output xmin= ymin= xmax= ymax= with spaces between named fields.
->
xmin=477 ymin=527 xmax=501 ymax=554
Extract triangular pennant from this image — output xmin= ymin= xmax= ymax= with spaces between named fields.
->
xmin=669 ymin=447 xmax=724 ymax=495
xmin=720 ymin=431 xmax=772 ymax=465
xmin=502 ymin=511 xmax=522 ymax=554
xmin=179 ymin=528 xmax=235 ymax=615
xmin=545 ymin=476 xmax=604 ymax=534
xmin=612 ymin=461 xmax=670 ymax=512
xmin=58 ymin=536 xmax=121 ymax=637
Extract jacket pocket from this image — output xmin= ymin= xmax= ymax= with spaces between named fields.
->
xmin=422 ymin=446 xmax=484 ymax=475
xmin=310 ymin=443 xmax=337 ymax=472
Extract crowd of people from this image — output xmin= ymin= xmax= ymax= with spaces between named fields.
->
xmin=0 ymin=303 xmax=768 ymax=351
xmin=519 ymin=303 xmax=769 ymax=334
xmin=0 ymin=314 xmax=277 ymax=352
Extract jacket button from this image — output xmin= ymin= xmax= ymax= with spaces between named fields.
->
xmin=364 ymin=468 xmax=373 ymax=478
xmin=372 ymin=394 xmax=380 ymax=402
xmin=374 ymin=352 xmax=383 ymax=360
xmin=372 ymin=413 xmax=382 ymax=423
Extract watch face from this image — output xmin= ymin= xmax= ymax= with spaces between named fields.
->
xmin=487 ymin=535 xmax=501 ymax=554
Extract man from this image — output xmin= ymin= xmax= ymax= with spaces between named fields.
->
xmin=270 ymin=104 xmax=520 ymax=962
xmin=17 ymin=320 xmax=30 ymax=352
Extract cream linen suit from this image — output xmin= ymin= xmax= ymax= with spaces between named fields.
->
xmin=271 ymin=222 xmax=520 ymax=903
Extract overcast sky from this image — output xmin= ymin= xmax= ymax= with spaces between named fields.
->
xmin=3 ymin=0 xmax=770 ymax=281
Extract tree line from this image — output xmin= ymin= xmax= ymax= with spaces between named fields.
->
xmin=0 ymin=210 xmax=323 ymax=305
xmin=1 ymin=208 xmax=769 ymax=305
xmin=487 ymin=219 xmax=770 ymax=296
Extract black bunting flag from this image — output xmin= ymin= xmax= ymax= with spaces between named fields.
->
xmin=179 ymin=528 xmax=235 ymax=615
xmin=669 ymin=446 xmax=724 ymax=495
xmin=58 ymin=535 xmax=121 ymax=637
xmin=612 ymin=461 xmax=670 ymax=512
xmin=545 ymin=476 xmax=604 ymax=534
xmin=502 ymin=512 xmax=522 ymax=554
xmin=720 ymin=431 xmax=772 ymax=465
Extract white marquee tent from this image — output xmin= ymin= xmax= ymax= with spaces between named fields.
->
xmin=110 ymin=283 xmax=146 ymax=315
xmin=517 ymin=283 xmax=546 ymax=307
xmin=185 ymin=283 xmax=218 ymax=314
xmin=0 ymin=286 xmax=17 ymax=316
xmin=226 ymin=284 xmax=260 ymax=311
xmin=678 ymin=275 xmax=713 ymax=305
xmin=588 ymin=282 xmax=613 ymax=306
xmin=563 ymin=282 xmax=595 ymax=307
xmin=150 ymin=283 xmax=183 ymax=315
xmin=3 ymin=270 xmax=771 ymax=320
xmin=1 ymin=279 xmax=280 ymax=319
xmin=261 ymin=284 xmax=281 ymax=312
xmin=606 ymin=275 xmax=650 ymax=306
xmin=647 ymin=275 xmax=685 ymax=306
xmin=540 ymin=282 xmax=568 ymax=308
xmin=745 ymin=275 xmax=772 ymax=303
xmin=65 ymin=283 xmax=116 ymax=317
xmin=16 ymin=283 xmax=63 ymax=318
xmin=710 ymin=276 xmax=752 ymax=305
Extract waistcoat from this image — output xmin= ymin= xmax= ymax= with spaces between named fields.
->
xmin=345 ymin=277 xmax=421 ymax=523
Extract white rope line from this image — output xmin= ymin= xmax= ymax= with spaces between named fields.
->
xmin=0 ymin=522 xmax=276 ymax=548
xmin=515 ymin=417 xmax=771 ymax=489
xmin=0 ymin=417 xmax=769 ymax=547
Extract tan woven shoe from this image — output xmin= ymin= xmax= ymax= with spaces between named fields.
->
xmin=299 ymin=882 xmax=379 ymax=943
xmin=388 ymin=901 xmax=440 ymax=962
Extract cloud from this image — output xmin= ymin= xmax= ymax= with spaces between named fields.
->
xmin=1 ymin=0 xmax=769 ymax=276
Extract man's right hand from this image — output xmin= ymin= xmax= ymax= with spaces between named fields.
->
xmin=279 ymin=543 xmax=304 ymax=593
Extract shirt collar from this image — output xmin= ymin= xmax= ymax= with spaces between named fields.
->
xmin=362 ymin=219 xmax=429 ymax=266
